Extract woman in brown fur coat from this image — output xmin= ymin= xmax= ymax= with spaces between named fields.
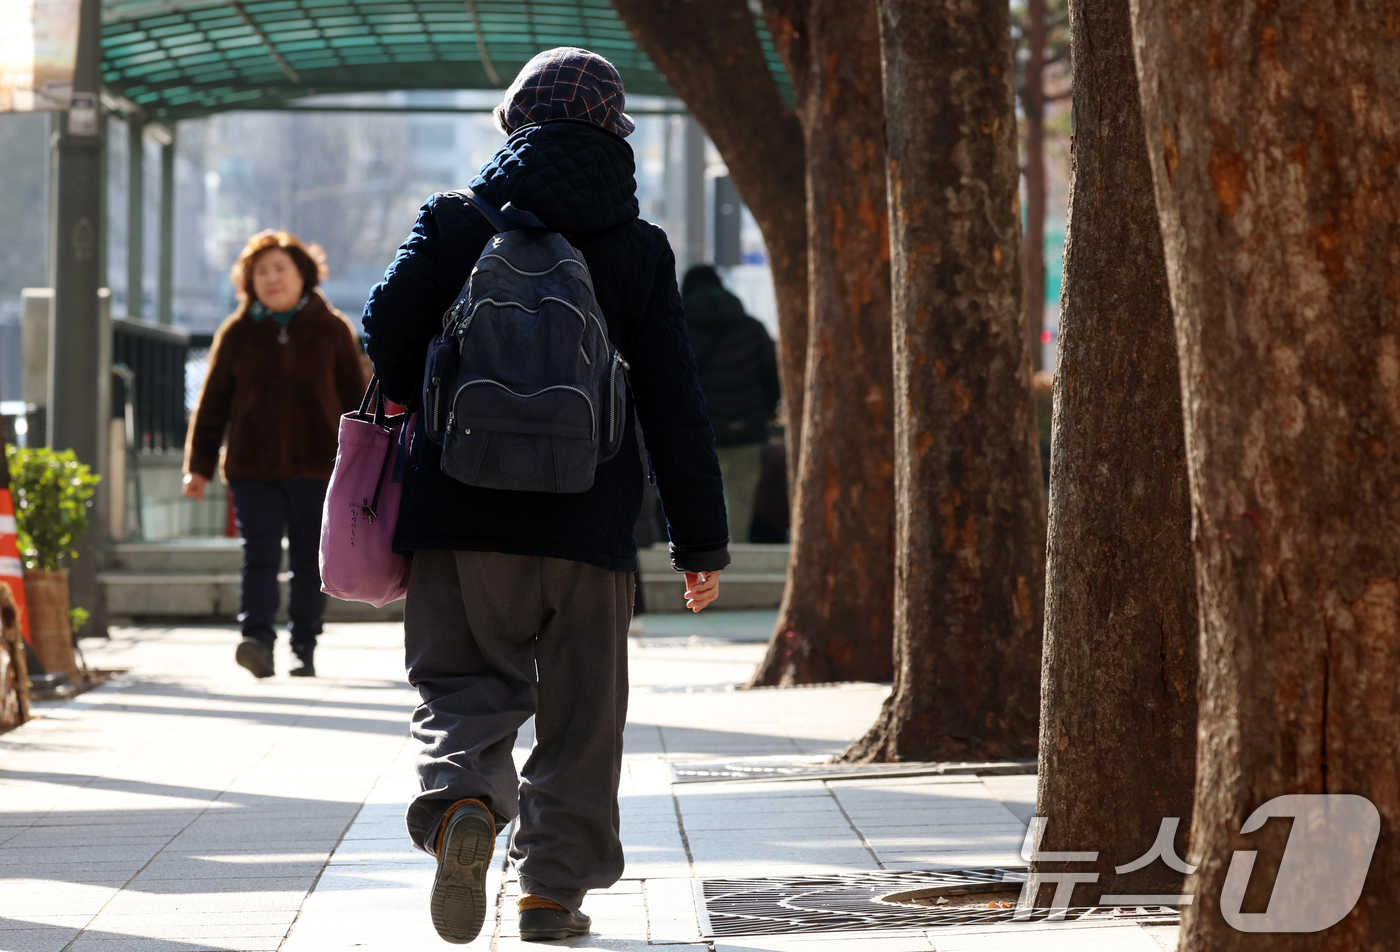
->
xmin=183 ymin=231 xmax=367 ymax=680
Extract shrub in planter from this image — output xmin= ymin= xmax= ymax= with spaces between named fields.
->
xmin=3 ymin=446 xmax=100 ymax=679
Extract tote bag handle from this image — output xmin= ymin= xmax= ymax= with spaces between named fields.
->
xmin=356 ymin=375 xmax=392 ymax=429
xmin=355 ymin=376 xmax=404 ymax=522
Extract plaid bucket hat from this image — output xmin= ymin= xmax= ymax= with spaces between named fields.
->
xmin=494 ymin=47 xmax=636 ymax=138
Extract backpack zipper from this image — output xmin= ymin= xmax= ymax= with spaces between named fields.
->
xmin=609 ymin=354 xmax=621 ymax=445
xmin=456 ymin=296 xmax=590 ymax=348
xmin=442 ymin=297 xmax=467 ymax=333
xmin=476 ymin=253 xmax=588 ymax=278
xmin=587 ymin=310 xmax=610 ymax=368
xmin=453 ymin=379 xmax=596 ymax=440
xmin=431 ymin=376 xmax=442 ymax=433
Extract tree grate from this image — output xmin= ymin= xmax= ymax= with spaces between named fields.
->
xmin=694 ymin=869 xmax=1182 ymax=936
xmin=670 ymin=755 xmax=1037 ymax=783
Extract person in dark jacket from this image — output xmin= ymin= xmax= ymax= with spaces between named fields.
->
xmin=361 ymin=47 xmax=730 ymax=944
xmin=682 ymin=265 xmax=781 ymax=543
xmin=184 ymin=230 xmax=368 ymax=680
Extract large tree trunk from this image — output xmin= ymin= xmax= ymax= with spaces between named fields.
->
xmin=845 ymin=0 xmax=1043 ymax=760
xmin=749 ymin=0 xmax=895 ymax=686
xmin=610 ymin=0 xmax=810 ymax=479
xmin=1130 ymin=1 xmax=1400 ymax=947
xmin=1021 ymin=0 xmax=1048 ymax=372
xmin=1031 ymin=0 xmax=1197 ymax=904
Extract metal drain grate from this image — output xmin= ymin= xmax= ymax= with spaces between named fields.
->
xmin=695 ymin=869 xmax=1182 ymax=937
xmin=670 ymin=755 xmax=1037 ymax=783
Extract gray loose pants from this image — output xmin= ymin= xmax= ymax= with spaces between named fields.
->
xmin=403 ymin=549 xmax=633 ymax=913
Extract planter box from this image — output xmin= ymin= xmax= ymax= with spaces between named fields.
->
xmin=24 ymin=568 xmax=77 ymax=678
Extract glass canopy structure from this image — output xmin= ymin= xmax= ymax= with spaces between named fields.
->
xmin=100 ymin=0 xmax=790 ymax=119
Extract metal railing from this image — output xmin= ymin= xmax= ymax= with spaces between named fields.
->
xmin=111 ymin=318 xmax=189 ymax=454
xmin=185 ymin=332 xmax=213 ymax=413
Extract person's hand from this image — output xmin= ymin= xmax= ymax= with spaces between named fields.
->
xmin=684 ymin=570 xmax=721 ymax=612
xmin=182 ymin=472 xmax=209 ymax=500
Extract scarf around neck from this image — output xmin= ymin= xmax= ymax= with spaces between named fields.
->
xmin=249 ymin=292 xmax=311 ymax=327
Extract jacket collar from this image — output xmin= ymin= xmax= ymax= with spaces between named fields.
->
xmin=468 ymin=119 xmax=639 ymax=236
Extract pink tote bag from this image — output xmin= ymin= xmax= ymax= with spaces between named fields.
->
xmin=320 ymin=378 xmax=411 ymax=607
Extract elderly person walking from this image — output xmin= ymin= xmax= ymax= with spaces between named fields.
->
xmin=363 ymin=48 xmax=729 ymax=943
xmin=184 ymin=231 xmax=367 ymax=680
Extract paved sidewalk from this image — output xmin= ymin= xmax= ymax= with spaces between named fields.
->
xmin=0 ymin=619 xmax=1179 ymax=951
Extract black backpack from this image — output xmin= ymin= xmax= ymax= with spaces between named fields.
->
xmin=421 ymin=188 xmax=628 ymax=493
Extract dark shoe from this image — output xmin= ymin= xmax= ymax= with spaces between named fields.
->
xmin=289 ymin=645 xmax=315 ymax=677
xmin=430 ymin=800 xmax=496 ymax=944
xmin=519 ymin=900 xmax=591 ymax=942
xmin=235 ymin=638 xmax=274 ymax=679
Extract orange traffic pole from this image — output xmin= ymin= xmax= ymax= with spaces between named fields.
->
xmin=0 ymin=459 xmax=30 ymax=646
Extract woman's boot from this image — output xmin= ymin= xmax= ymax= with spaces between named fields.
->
xmin=290 ymin=644 xmax=316 ymax=677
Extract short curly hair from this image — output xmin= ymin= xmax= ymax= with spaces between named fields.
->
xmin=229 ymin=230 xmax=328 ymax=315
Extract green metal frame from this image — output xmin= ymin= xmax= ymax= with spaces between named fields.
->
xmin=101 ymin=0 xmax=793 ymax=119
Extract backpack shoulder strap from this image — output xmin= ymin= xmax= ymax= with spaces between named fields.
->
xmin=458 ymin=187 xmax=550 ymax=233
xmin=501 ymin=203 xmax=548 ymax=229
xmin=458 ymin=186 xmax=512 ymax=233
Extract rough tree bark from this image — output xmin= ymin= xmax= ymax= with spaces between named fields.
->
xmin=609 ymin=0 xmax=810 ymax=475
xmin=845 ymin=0 xmax=1044 ymax=760
xmin=1129 ymin=1 xmax=1400 ymax=947
xmin=1021 ymin=0 xmax=1048 ymax=371
xmin=1031 ymin=0 xmax=1197 ymax=905
xmin=749 ymin=0 xmax=895 ymax=686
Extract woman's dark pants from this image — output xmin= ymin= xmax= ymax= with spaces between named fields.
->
xmin=229 ymin=478 xmax=328 ymax=650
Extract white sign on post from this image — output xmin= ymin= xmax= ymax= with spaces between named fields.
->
xmin=67 ymin=89 xmax=95 ymax=133
xmin=0 ymin=0 xmax=82 ymax=113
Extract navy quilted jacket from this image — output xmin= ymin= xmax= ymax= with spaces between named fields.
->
xmin=362 ymin=119 xmax=730 ymax=574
